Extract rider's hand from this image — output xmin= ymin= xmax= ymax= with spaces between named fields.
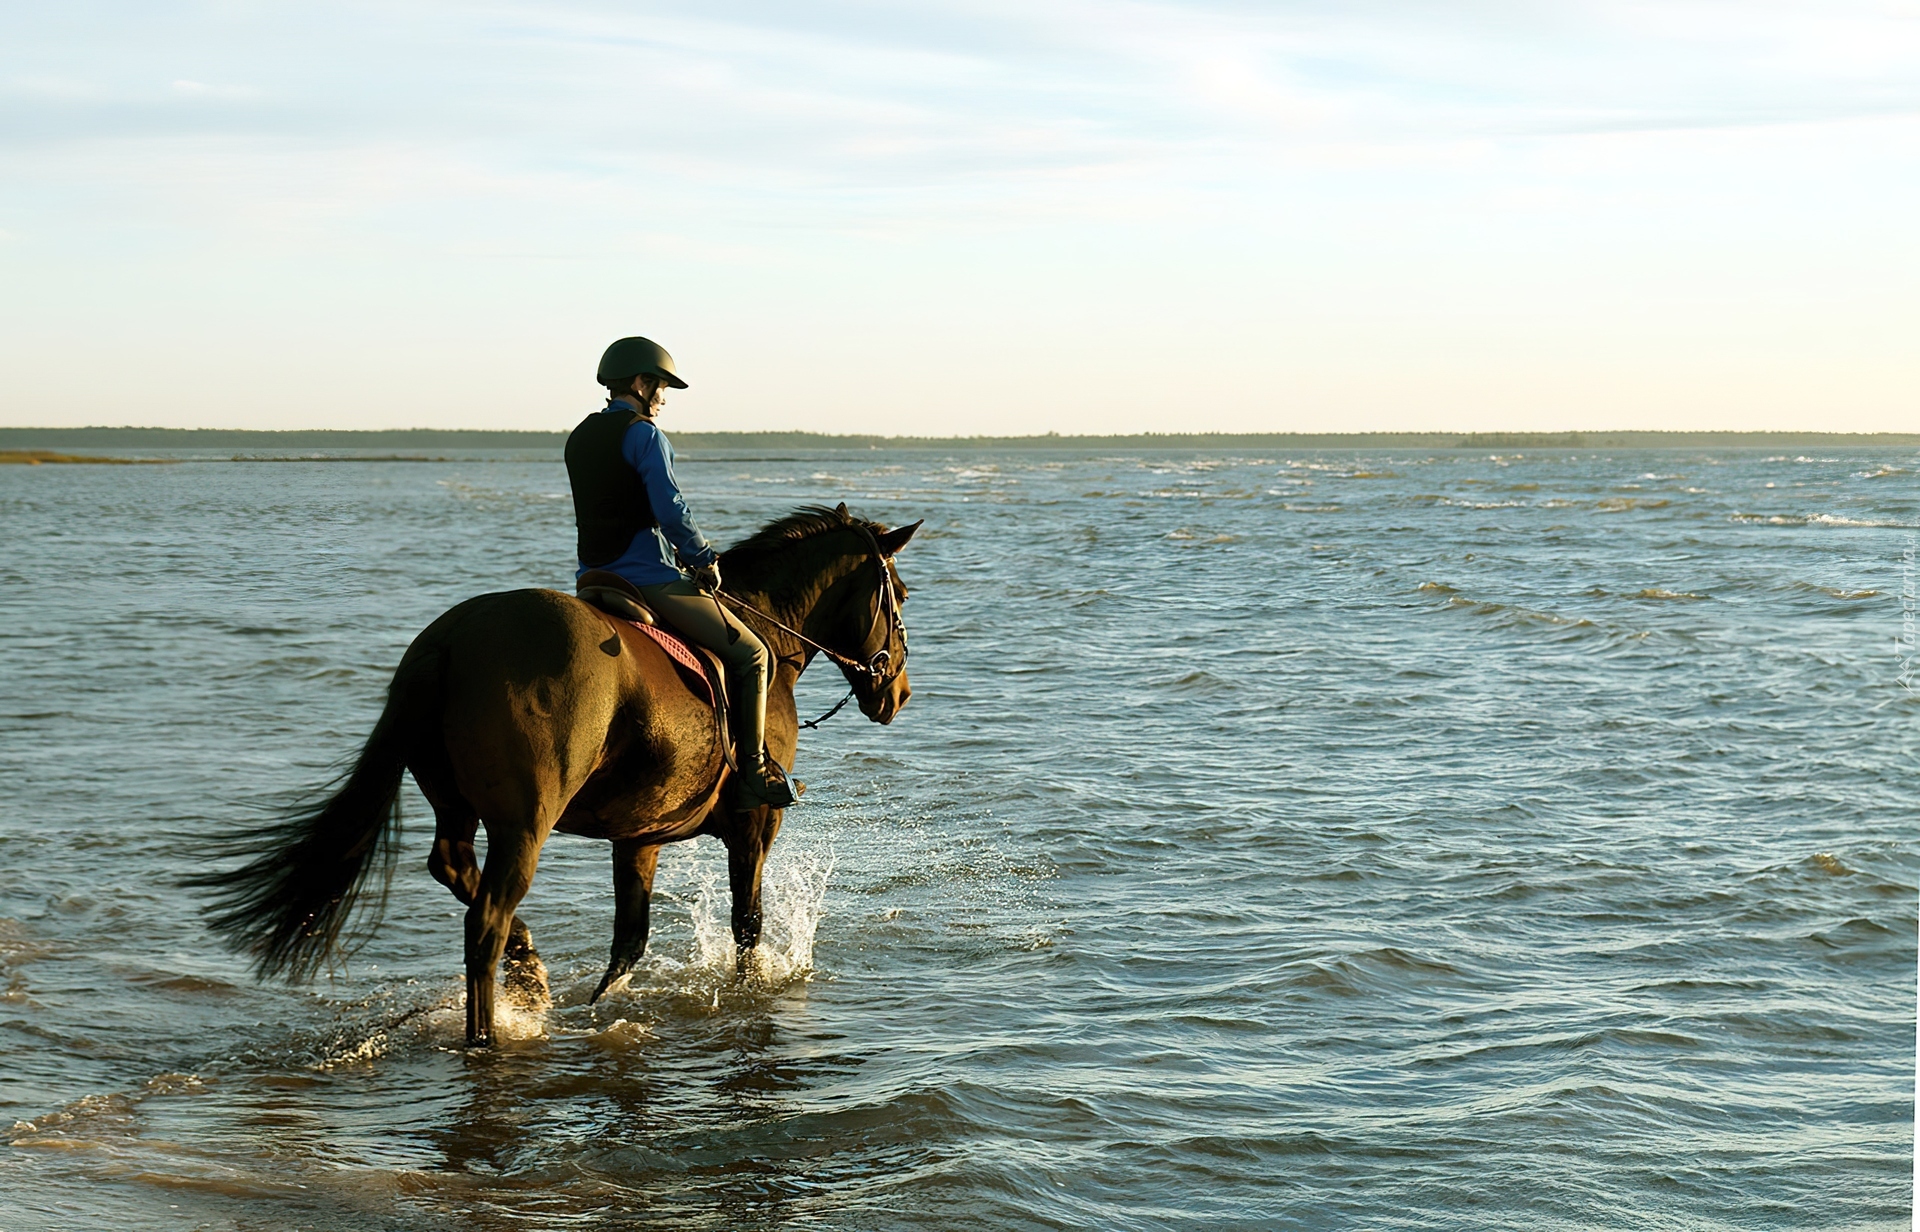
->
xmin=688 ymin=561 xmax=722 ymax=593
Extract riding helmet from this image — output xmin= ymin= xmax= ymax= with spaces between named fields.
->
xmin=597 ymin=336 xmax=688 ymax=390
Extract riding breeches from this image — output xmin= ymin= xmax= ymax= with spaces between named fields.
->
xmin=636 ymin=579 xmax=771 ymax=756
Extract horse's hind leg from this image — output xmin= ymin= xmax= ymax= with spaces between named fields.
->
xmin=425 ymin=796 xmax=482 ymax=905
xmin=465 ymin=818 xmax=549 ymax=1047
xmin=426 ymin=794 xmax=546 ymax=1006
xmin=500 ymin=918 xmax=549 ymax=1009
xmin=591 ymin=839 xmax=660 ymax=1003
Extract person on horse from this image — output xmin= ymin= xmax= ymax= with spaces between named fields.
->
xmin=565 ymin=335 xmax=798 ymax=809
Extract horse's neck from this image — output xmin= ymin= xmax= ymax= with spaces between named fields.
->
xmin=729 ymin=543 xmax=863 ymax=666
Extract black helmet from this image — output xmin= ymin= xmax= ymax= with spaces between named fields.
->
xmin=597 ymin=336 xmax=688 ymax=390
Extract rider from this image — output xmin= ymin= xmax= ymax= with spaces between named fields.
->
xmin=565 ymin=336 xmax=798 ymax=808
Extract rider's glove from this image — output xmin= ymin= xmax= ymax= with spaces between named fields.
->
xmin=688 ymin=561 xmax=722 ymax=593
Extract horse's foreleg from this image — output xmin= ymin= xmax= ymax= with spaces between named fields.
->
xmin=724 ymin=809 xmax=782 ymax=974
xmin=465 ymin=822 xmax=546 ymax=1047
xmin=591 ymin=839 xmax=660 ymax=1003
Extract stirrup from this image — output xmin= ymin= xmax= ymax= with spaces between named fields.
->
xmin=736 ymin=751 xmax=803 ymax=809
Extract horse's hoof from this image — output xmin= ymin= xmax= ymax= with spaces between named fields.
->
xmin=590 ymin=966 xmax=630 ymax=1005
xmin=502 ymin=921 xmax=551 ymax=1009
xmin=734 ymin=947 xmax=771 ymax=984
xmin=502 ymin=953 xmax=551 ymax=1010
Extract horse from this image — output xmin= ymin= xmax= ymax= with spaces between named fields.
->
xmin=190 ymin=503 xmax=920 ymax=1045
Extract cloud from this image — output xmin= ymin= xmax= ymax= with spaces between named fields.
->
xmin=169 ymin=79 xmax=258 ymax=99
xmin=0 ymin=0 xmax=1914 ymax=430
xmin=5 ymin=1 xmax=1915 ymax=237
xmin=4 ymin=2 xmax=1912 ymax=156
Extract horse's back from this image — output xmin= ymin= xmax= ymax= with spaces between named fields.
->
xmin=406 ymin=589 xmax=627 ymax=822
xmin=406 ymin=588 xmax=721 ymax=835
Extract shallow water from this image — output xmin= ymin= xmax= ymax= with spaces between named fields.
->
xmin=0 ymin=445 xmax=1914 ymax=1230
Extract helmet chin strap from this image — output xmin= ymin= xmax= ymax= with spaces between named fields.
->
xmin=609 ymin=385 xmax=661 ymax=419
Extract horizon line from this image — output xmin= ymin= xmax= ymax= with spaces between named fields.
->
xmin=11 ymin=424 xmax=1920 ymax=443
xmin=4 ymin=426 xmax=1918 ymax=448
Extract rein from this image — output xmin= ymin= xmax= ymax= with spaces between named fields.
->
xmin=714 ymin=527 xmax=906 ymax=729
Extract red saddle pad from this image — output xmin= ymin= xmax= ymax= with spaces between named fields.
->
xmin=628 ymin=620 xmax=714 ymax=707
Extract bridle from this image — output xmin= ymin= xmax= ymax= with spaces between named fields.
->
xmin=715 ymin=525 xmax=907 ymax=728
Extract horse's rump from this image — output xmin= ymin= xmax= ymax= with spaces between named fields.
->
xmin=419 ymin=590 xmax=723 ymax=840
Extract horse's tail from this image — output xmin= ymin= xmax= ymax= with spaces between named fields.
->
xmin=188 ymin=639 xmax=447 ymax=982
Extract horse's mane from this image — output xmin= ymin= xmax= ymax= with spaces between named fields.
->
xmin=721 ymin=504 xmax=891 ymax=607
xmin=726 ymin=504 xmax=882 ymax=558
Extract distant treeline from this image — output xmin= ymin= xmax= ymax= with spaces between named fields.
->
xmin=2 ymin=426 xmax=1916 ymax=453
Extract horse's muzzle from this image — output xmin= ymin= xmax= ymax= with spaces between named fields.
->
xmin=860 ymin=675 xmax=910 ymax=725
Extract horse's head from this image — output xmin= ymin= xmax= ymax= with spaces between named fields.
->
xmin=722 ymin=504 xmax=924 ymax=725
xmin=833 ymin=514 xmax=920 ymax=726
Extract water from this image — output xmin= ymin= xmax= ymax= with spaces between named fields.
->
xmin=0 ymin=445 xmax=1914 ymax=1230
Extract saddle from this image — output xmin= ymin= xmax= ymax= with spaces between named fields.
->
xmin=574 ymin=571 xmax=801 ymax=810
xmin=575 ymin=570 xmax=725 ymax=716
xmin=577 ymin=569 xmax=655 ymax=625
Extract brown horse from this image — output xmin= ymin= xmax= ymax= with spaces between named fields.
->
xmin=192 ymin=504 xmax=919 ymax=1045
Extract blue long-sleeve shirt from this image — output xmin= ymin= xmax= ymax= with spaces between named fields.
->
xmin=575 ymin=413 xmax=718 ymax=587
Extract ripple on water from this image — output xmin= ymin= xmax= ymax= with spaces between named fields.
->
xmin=0 ymin=446 xmax=1913 ymax=1230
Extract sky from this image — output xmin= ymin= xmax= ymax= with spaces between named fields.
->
xmin=2 ymin=1 xmax=1916 ymax=434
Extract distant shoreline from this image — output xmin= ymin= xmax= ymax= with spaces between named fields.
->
xmin=3 ymin=426 xmax=1917 ymax=455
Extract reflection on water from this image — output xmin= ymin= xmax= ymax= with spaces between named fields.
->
xmin=1 ymin=446 xmax=1915 ymax=1230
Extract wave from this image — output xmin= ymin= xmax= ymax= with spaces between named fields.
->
xmin=1731 ymin=512 xmax=1910 ymax=528
xmin=1154 ymin=670 xmax=1237 ymax=695
xmin=1444 ymin=594 xmax=1596 ymax=631
xmin=1630 ymin=588 xmax=1709 ymax=601
xmin=1787 ymin=581 xmax=1881 ymax=599
xmin=1412 ymin=494 xmax=1530 ymax=508
xmin=1285 ymin=947 xmax=1466 ymax=999
xmin=1807 ymin=513 xmax=1907 ymax=528
xmin=5 ymin=1071 xmax=206 ymax=1147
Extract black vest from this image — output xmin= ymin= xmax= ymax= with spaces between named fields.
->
xmin=565 ymin=408 xmax=657 ymax=567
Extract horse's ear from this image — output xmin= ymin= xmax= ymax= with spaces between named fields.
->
xmin=876 ymin=520 xmax=922 ymax=557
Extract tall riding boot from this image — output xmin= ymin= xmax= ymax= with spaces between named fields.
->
xmin=732 ymin=662 xmax=801 ymax=809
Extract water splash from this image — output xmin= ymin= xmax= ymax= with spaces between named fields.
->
xmin=685 ymin=843 xmax=834 ymax=988
xmin=583 ymin=838 xmax=836 ymax=1012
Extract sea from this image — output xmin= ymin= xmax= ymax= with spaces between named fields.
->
xmin=0 ymin=444 xmax=1914 ymax=1231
